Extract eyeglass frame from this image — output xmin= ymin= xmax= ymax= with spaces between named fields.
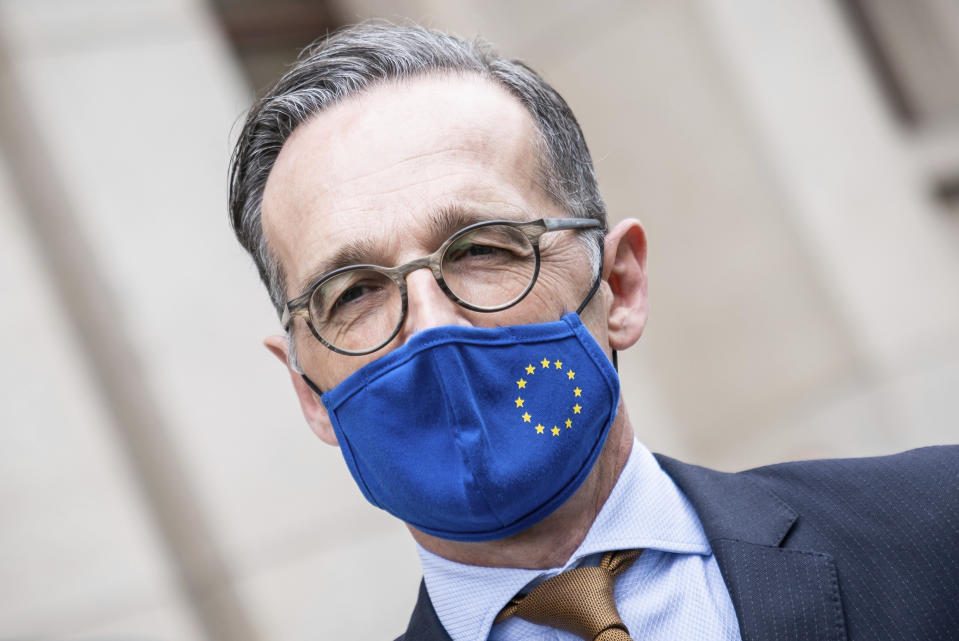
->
xmin=281 ymin=216 xmax=604 ymax=356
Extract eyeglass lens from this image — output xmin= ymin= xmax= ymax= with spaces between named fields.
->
xmin=308 ymin=223 xmax=538 ymax=353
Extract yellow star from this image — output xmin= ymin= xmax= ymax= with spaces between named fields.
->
xmin=551 ymin=426 xmax=560 ymax=436
xmin=565 ymin=418 xmax=572 ymax=428
xmin=535 ymin=424 xmax=545 ymax=434
xmin=573 ymin=403 xmax=582 ymax=414
xmin=517 ymin=378 xmax=527 ymax=389
xmin=573 ymin=387 xmax=582 ymax=397
xmin=554 ymin=360 xmax=563 ymax=369
xmin=525 ymin=364 xmax=536 ymax=375
xmin=567 ymin=370 xmax=576 ymax=380
xmin=522 ymin=412 xmax=531 ymax=423
xmin=515 ymin=397 xmax=524 ymax=408
xmin=540 ymin=357 xmax=550 ymax=369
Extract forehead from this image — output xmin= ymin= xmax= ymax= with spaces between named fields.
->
xmin=261 ymin=73 xmax=554 ymax=296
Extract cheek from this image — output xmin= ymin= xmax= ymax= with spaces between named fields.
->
xmin=529 ymin=246 xmax=596 ymax=310
xmin=491 ymin=268 xmax=591 ymax=326
xmin=294 ymin=327 xmax=380 ymax=390
xmin=526 ymin=277 xmax=577 ymax=312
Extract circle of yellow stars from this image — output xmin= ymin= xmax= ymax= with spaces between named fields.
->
xmin=513 ymin=356 xmax=583 ymax=437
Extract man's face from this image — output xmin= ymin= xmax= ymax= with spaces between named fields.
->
xmin=261 ymin=74 xmax=607 ymax=394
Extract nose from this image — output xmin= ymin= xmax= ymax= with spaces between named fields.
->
xmin=400 ymin=268 xmax=471 ymax=341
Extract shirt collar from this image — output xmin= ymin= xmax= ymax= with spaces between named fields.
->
xmin=416 ymin=438 xmax=710 ymax=641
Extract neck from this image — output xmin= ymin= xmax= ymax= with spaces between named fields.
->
xmin=410 ymin=405 xmax=634 ymax=569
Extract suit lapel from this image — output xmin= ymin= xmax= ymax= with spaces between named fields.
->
xmin=397 ymin=581 xmax=452 ymax=641
xmin=656 ymin=455 xmax=848 ymax=641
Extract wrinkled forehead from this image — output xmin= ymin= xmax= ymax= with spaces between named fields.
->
xmin=260 ymin=73 xmax=555 ymax=300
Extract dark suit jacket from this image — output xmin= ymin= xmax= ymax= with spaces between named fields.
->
xmin=397 ymin=446 xmax=959 ymax=640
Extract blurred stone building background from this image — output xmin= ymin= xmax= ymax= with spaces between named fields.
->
xmin=2 ymin=0 xmax=957 ymax=638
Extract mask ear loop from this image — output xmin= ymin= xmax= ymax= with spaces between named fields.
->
xmin=574 ymin=231 xmax=617 ymax=372
xmin=302 ymin=371 xmax=325 ymax=396
xmin=574 ymin=233 xmax=604 ymax=316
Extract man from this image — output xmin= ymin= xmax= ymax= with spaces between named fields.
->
xmin=229 ymin=23 xmax=958 ymax=641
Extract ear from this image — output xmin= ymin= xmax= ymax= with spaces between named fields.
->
xmin=602 ymin=219 xmax=648 ymax=351
xmin=263 ymin=334 xmax=339 ymax=446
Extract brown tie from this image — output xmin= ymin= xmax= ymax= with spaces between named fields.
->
xmin=495 ymin=549 xmax=642 ymax=641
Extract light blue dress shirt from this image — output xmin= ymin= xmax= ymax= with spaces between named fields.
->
xmin=416 ymin=438 xmax=743 ymax=641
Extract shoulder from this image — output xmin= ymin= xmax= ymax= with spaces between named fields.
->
xmin=657 ymin=445 xmax=959 ymax=549
xmin=741 ymin=445 xmax=959 ymax=551
xmin=658 ymin=445 xmax=958 ymax=520
xmin=743 ymin=445 xmax=958 ymax=505
xmin=750 ymin=443 xmax=958 ymax=473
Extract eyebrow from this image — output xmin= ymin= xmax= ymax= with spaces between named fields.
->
xmin=297 ymin=202 xmax=531 ymax=294
xmin=426 ymin=204 xmax=507 ymax=245
xmin=298 ymin=236 xmax=385 ymax=294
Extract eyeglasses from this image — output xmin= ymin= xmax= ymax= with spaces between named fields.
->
xmin=282 ymin=217 xmax=603 ymax=355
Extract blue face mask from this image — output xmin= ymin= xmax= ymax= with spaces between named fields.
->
xmin=315 ymin=313 xmax=621 ymax=542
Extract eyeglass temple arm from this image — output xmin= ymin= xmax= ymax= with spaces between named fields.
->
xmin=542 ymin=217 xmax=603 ymax=231
xmin=281 ymin=287 xmax=315 ymax=330
xmin=281 ymin=303 xmax=311 ymax=332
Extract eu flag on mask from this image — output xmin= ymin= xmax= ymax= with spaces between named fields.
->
xmin=512 ymin=351 xmax=591 ymax=439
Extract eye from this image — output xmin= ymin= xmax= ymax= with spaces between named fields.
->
xmin=451 ymin=242 xmax=501 ymax=260
xmin=334 ymin=281 xmax=381 ymax=308
xmin=441 ymin=224 xmax=535 ymax=290
xmin=446 ymin=232 xmax=524 ymax=263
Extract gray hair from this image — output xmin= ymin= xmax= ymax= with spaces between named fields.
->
xmin=228 ymin=23 xmax=607 ymax=366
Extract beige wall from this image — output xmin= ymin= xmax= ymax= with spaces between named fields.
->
xmin=1 ymin=0 xmax=956 ymax=639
